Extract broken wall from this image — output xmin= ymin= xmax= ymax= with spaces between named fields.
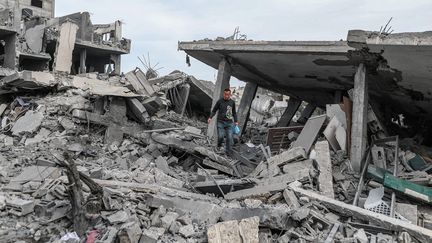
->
xmin=0 ymin=0 xmax=55 ymax=19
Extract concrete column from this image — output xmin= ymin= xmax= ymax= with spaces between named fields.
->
xmin=180 ymin=84 xmax=191 ymax=117
xmin=207 ymin=58 xmax=231 ymax=140
xmin=79 ymin=49 xmax=87 ymax=74
xmin=4 ymin=34 xmax=17 ymax=69
xmin=350 ymin=63 xmax=368 ymax=172
xmin=277 ymin=97 xmax=301 ymax=127
xmin=111 ymin=54 xmax=121 ymax=75
xmin=297 ymin=103 xmax=317 ymax=124
xmin=334 ymin=90 xmax=343 ymax=103
xmin=51 ymin=0 xmax=56 ymax=18
xmin=237 ymin=82 xmax=258 ymax=135
xmin=114 ymin=20 xmax=122 ymax=42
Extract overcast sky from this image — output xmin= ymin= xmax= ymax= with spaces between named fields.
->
xmin=56 ymin=0 xmax=431 ymax=86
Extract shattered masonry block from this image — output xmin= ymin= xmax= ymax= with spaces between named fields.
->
xmin=107 ymin=210 xmax=129 ymax=224
xmin=34 ymin=200 xmax=56 ymax=218
xmin=11 ymin=111 xmax=44 ymax=136
xmin=140 ymin=227 xmax=165 ymax=243
xmin=208 ymin=220 xmax=241 ymax=243
xmin=239 ymin=217 xmax=260 ymax=243
xmin=118 ymin=222 xmax=142 ymax=243
xmin=6 ymin=198 xmax=34 ymax=216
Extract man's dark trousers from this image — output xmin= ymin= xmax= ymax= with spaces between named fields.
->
xmin=217 ymin=120 xmax=234 ymax=155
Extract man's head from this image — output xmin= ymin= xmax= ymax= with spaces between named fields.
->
xmin=223 ymin=88 xmax=231 ymax=100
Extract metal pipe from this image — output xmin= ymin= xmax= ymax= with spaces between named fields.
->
xmin=390 ymin=136 xmax=399 ymax=218
xmin=352 ymin=146 xmax=372 ymax=206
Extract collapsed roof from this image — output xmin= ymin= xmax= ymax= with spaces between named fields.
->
xmin=179 ymin=30 xmax=432 ymax=121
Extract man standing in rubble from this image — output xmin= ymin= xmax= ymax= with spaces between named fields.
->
xmin=208 ymin=88 xmax=238 ymax=156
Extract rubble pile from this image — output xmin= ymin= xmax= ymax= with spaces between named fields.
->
xmin=1 ymin=2 xmax=432 ymax=243
xmin=1 ymin=67 xmax=432 ymax=243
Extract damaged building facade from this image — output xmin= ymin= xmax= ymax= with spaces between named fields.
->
xmin=0 ymin=0 xmax=130 ymax=75
xmin=1 ymin=0 xmax=432 ymax=242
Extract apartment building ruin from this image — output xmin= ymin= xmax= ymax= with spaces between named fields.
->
xmin=0 ymin=0 xmax=130 ymax=76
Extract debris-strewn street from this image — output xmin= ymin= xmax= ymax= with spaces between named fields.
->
xmin=1 ymin=1 xmax=432 ymax=243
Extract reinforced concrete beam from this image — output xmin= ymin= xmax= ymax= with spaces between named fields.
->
xmin=79 ymin=49 xmax=87 ymax=74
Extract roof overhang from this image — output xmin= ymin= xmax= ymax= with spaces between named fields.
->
xmin=179 ymin=32 xmax=432 ymax=120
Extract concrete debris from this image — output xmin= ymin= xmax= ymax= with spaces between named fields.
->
xmin=207 ymin=217 xmax=259 ymax=243
xmin=11 ymin=110 xmax=44 ymax=136
xmin=0 ymin=3 xmax=431 ymax=243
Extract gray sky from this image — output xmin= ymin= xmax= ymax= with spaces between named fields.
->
xmin=56 ymin=0 xmax=432 ymax=86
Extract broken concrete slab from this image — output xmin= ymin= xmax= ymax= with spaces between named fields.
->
xmin=140 ymin=227 xmax=165 ymax=243
xmin=224 ymin=183 xmax=288 ymax=200
xmin=326 ymin=104 xmax=347 ymax=129
xmin=250 ymin=147 xmax=307 ymax=177
xmin=154 ymin=168 xmax=184 ymax=189
xmin=184 ymin=126 xmax=202 ymax=136
xmin=70 ymin=76 xmax=141 ymax=97
xmin=281 ymin=159 xmax=313 ymax=177
xmin=292 ymin=115 xmax=327 ymax=154
xmin=0 ymin=71 xmax=57 ymax=90
xmin=72 ymin=98 xmax=144 ymax=145
xmin=107 ymin=210 xmax=129 ymax=224
xmin=0 ymin=103 xmax=7 ymax=116
xmin=118 ymin=221 xmax=142 ymax=243
xmin=160 ymin=211 xmax=179 ymax=229
xmin=155 ymin=156 xmax=171 ymax=175
xmin=315 ymin=141 xmax=335 ymax=199
xmin=395 ymin=203 xmax=418 ymax=225
xmin=4 ymin=136 xmax=13 ymax=146
xmin=220 ymin=204 xmax=292 ymax=230
xmin=283 ymin=189 xmax=300 ymax=209
xmin=126 ymin=98 xmax=149 ymax=123
xmin=193 ymin=179 xmax=255 ymax=196
xmin=207 ymin=220 xmax=241 ymax=243
xmin=125 ymin=69 xmax=148 ymax=95
xmin=11 ymin=110 xmax=44 ymax=136
xmin=25 ymin=127 xmax=51 ymax=146
xmin=142 ymin=96 xmax=167 ymax=116
xmin=24 ymin=24 xmax=45 ymax=53
xmin=6 ymin=166 xmax=60 ymax=191
xmin=323 ymin=116 xmax=345 ymax=152
xmin=179 ymin=225 xmax=195 ymax=238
